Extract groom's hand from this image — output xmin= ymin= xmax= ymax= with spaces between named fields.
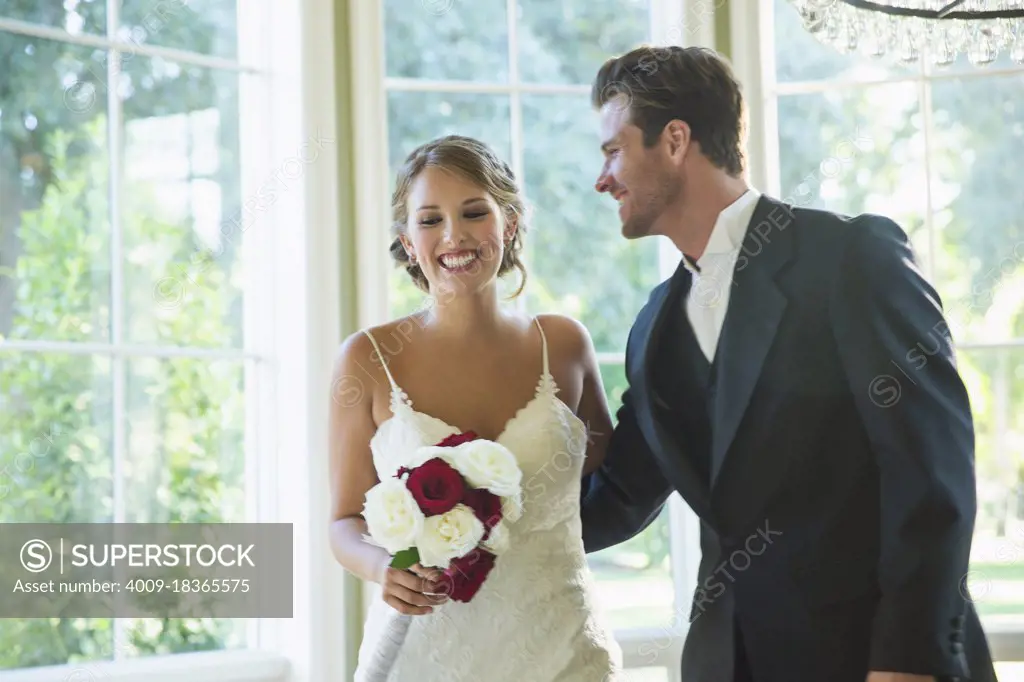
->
xmin=866 ymin=673 xmax=937 ymax=682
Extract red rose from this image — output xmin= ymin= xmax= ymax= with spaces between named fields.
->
xmin=436 ymin=431 xmax=479 ymax=448
xmin=462 ymin=488 xmax=503 ymax=536
xmin=405 ymin=458 xmax=465 ymax=516
xmin=439 ymin=548 xmax=496 ymax=602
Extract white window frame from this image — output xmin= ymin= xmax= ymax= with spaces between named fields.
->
xmin=0 ymin=0 xmax=348 ymax=680
xmin=348 ymin=2 xmax=716 ymax=680
xmin=730 ymin=0 xmax=1024 ymax=663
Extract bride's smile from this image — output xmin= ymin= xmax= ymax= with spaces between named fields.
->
xmin=437 ymin=249 xmax=479 ymax=273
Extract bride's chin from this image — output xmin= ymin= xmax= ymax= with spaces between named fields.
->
xmin=430 ymin=277 xmax=498 ymax=300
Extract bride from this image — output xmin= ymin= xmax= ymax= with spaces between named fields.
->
xmin=328 ymin=134 xmax=624 ymax=681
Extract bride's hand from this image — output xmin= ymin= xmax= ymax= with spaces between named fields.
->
xmin=378 ymin=560 xmax=449 ymax=615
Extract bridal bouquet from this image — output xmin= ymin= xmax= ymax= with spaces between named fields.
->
xmin=357 ymin=431 xmax=523 ymax=681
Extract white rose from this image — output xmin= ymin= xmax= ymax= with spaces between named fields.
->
xmin=442 ymin=440 xmax=522 ymax=497
xmin=362 ymin=477 xmax=424 ymax=554
xmin=482 ymin=521 xmax=510 ymax=555
xmin=416 ymin=503 xmax=485 ymax=568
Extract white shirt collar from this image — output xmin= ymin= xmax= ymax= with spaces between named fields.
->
xmin=683 ymin=188 xmax=761 ymax=274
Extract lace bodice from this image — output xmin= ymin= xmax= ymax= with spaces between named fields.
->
xmin=353 ymin=318 xmax=623 ymax=682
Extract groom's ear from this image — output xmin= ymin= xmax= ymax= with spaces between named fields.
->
xmin=664 ymin=120 xmax=691 ymax=160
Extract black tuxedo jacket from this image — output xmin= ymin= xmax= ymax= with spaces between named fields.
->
xmin=581 ymin=195 xmax=997 ymax=682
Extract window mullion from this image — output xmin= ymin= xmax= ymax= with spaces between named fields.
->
xmin=107 ymin=0 xmax=125 ymax=537
xmin=920 ymin=76 xmax=937 ymax=286
xmin=506 ymin=0 xmax=528 ymax=315
xmin=0 ymin=16 xmax=260 ymax=72
xmin=106 ymin=0 xmax=129 ymax=662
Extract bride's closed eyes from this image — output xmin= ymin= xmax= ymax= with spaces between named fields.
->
xmin=418 ymin=209 xmax=491 ymax=227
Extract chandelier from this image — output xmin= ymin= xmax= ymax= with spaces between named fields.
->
xmin=787 ymin=0 xmax=1024 ymax=67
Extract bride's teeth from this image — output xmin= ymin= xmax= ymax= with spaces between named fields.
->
xmin=440 ymin=252 xmax=477 ymax=269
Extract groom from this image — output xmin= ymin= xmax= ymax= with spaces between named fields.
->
xmin=579 ymin=45 xmax=997 ymax=682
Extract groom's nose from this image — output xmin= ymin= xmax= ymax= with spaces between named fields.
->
xmin=595 ymin=169 xmax=613 ymax=194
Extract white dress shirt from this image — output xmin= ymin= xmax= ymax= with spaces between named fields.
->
xmin=683 ymin=188 xmax=762 ymax=362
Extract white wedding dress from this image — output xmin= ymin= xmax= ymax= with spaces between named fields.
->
xmin=354 ymin=319 xmax=624 ymax=682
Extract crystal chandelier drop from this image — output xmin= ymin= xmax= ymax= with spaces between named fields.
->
xmin=787 ymin=0 xmax=1024 ymax=67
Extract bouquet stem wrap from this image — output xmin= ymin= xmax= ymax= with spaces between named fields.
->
xmin=355 ymin=609 xmax=411 ymax=682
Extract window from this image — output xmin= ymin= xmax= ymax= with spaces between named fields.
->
xmin=366 ymin=0 xmax=707 ymax=677
xmin=740 ymin=0 xmax=1024 ymax=675
xmin=0 ymin=1 xmax=293 ymax=676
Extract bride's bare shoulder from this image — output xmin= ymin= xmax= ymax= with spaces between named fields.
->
xmin=333 ymin=314 xmax=425 ymax=382
xmin=337 ymin=314 xmax=425 ymax=354
xmin=534 ymin=313 xmax=598 ymax=366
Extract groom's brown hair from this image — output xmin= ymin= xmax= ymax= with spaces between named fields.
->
xmin=592 ymin=45 xmax=745 ymax=177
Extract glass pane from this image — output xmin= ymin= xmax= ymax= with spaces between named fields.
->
xmin=0 ymin=353 xmax=113 ymax=522
xmin=387 ymin=92 xmax=511 ymax=170
xmin=589 ymin=507 xmax=673 ymax=630
xmin=776 ymin=84 xmax=931 ymax=275
xmin=772 ymin=0 xmax=920 ymax=83
xmin=120 ymin=55 xmax=243 ymax=348
xmin=521 ymin=93 xmax=660 ymax=352
xmin=122 ymin=356 xmax=247 ymax=657
xmin=517 ymin=0 xmax=650 ymax=85
xmin=599 ymin=361 xmax=628 ymax=417
xmin=588 ymin=361 xmax=674 ymax=631
xmin=929 ymin=75 xmax=1024 ymax=346
xmin=0 ymin=351 xmax=113 ymax=668
xmin=0 ymin=617 xmax=114 ymax=670
xmin=384 ymin=0 xmax=508 ymax=82
xmin=116 ymin=617 xmax=246 ymax=660
xmin=386 ymin=91 xmax=511 ymax=318
xmin=0 ymin=0 xmax=105 ymax=35
xmin=0 ymin=33 xmax=111 ymax=343
xmin=388 ymin=267 xmax=428 ymax=318
xmin=961 ymin=348 xmax=1024 ymax=630
xmin=119 ymin=0 xmax=238 ymax=61
xmin=125 ymin=358 xmax=245 ymax=523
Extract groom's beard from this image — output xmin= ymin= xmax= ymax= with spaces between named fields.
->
xmin=623 ymin=170 xmax=681 ymax=239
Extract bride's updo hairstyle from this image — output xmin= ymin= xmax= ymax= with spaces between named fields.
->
xmin=389 ymin=135 xmax=528 ymax=298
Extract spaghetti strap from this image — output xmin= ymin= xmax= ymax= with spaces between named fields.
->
xmin=361 ymin=329 xmax=399 ymax=394
xmin=532 ymin=316 xmax=551 ymax=379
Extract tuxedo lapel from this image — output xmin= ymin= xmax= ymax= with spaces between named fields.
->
xmin=633 ymin=263 xmax=712 ymax=519
xmin=709 ymin=197 xmax=795 ymax=489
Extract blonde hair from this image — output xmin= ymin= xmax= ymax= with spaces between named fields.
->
xmin=389 ymin=135 xmax=528 ymax=297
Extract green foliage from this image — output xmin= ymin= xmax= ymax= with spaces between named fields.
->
xmin=0 ymin=110 xmax=245 ymax=671
xmin=0 ymin=118 xmax=115 ymax=668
